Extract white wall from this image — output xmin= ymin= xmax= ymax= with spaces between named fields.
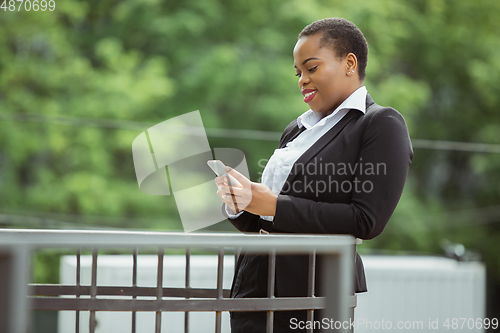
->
xmin=59 ymin=255 xmax=486 ymax=333
xmin=354 ymin=256 xmax=486 ymax=333
xmin=59 ymin=255 xmax=235 ymax=333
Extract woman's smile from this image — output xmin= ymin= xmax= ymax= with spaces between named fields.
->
xmin=302 ymin=89 xmax=317 ymax=103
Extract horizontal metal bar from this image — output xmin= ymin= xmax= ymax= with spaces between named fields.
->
xmin=30 ymin=296 xmax=357 ymax=312
xmin=29 ymin=285 xmax=230 ymax=298
xmin=29 ymin=296 xmax=328 ymax=312
xmin=0 ymin=230 xmax=355 ymax=253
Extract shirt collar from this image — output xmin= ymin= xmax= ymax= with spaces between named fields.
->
xmin=297 ymin=86 xmax=367 ymax=129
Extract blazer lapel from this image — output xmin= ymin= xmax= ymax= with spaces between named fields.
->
xmin=279 ymin=124 xmax=306 ymax=149
xmin=282 ymin=109 xmax=361 ymax=189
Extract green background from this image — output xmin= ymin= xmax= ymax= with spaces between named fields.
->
xmin=1 ymin=0 xmax=499 ymax=321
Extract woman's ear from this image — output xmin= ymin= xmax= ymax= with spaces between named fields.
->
xmin=346 ymin=53 xmax=358 ymax=75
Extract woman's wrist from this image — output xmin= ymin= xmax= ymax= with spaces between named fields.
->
xmin=263 ymin=192 xmax=278 ymax=216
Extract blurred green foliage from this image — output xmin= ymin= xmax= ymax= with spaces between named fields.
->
xmin=1 ymin=0 xmax=500 ymax=316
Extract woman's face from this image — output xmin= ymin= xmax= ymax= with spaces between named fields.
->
xmin=293 ymin=33 xmax=355 ymax=117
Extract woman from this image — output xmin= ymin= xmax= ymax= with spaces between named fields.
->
xmin=215 ymin=18 xmax=413 ymax=332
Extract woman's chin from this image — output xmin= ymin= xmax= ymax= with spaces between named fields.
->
xmin=309 ymin=104 xmax=321 ymax=113
xmin=311 ymin=108 xmax=330 ymax=119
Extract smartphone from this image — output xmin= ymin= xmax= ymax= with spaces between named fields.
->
xmin=207 ymin=160 xmax=242 ymax=187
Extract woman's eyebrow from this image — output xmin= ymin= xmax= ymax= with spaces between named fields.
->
xmin=294 ymin=57 xmax=321 ymax=68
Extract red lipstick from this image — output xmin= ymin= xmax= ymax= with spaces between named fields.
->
xmin=302 ymin=89 xmax=317 ymax=103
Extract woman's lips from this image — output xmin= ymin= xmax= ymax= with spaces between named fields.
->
xmin=303 ymin=90 xmax=317 ymax=103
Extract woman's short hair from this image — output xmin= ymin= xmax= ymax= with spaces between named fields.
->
xmin=298 ymin=18 xmax=368 ymax=80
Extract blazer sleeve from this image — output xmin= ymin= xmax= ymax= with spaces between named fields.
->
xmin=222 ymin=204 xmax=261 ymax=233
xmin=272 ymin=107 xmax=413 ymax=240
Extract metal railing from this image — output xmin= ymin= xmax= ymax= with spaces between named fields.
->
xmin=0 ymin=229 xmax=356 ymax=333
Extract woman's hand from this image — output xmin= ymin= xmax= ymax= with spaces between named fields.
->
xmin=215 ymin=166 xmax=278 ymax=216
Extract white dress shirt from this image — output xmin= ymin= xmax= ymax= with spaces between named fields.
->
xmin=226 ymin=86 xmax=367 ymax=220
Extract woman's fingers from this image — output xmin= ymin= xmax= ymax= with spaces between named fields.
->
xmin=217 ymin=184 xmax=251 ymax=210
xmin=214 ymin=167 xmax=253 ymax=212
xmin=217 ymin=188 xmax=240 ymax=213
xmin=224 ymin=197 xmax=239 ymax=213
xmin=215 ymin=175 xmax=228 ymax=187
xmin=225 ymin=167 xmax=250 ymax=187
xmin=217 ymin=185 xmax=233 ymax=199
xmin=218 ymin=184 xmax=245 ymax=196
xmin=214 ymin=171 xmax=277 ymax=216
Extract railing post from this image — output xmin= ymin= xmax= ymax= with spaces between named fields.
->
xmin=89 ymin=248 xmax=98 ymax=333
xmin=155 ymin=247 xmax=164 ymax=333
xmin=76 ymin=248 xmax=81 ymax=333
xmin=132 ymin=247 xmax=138 ymax=333
xmin=184 ymin=247 xmax=191 ymax=333
xmin=266 ymin=248 xmax=276 ymax=333
xmin=215 ymin=247 xmax=224 ymax=333
xmin=319 ymin=246 xmax=353 ymax=333
xmin=0 ymin=245 xmax=30 ymax=333
xmin=306 ymin=250 xmax=316 ymax=333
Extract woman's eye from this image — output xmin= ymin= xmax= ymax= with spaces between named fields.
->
xmin=295 ymin=73 xmax=301 ymax=77
xmin=308 ymin=66 xmax=318 ymax=72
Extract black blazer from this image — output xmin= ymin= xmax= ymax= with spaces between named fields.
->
xmin=227 ymin=94 xmax=413 ymax=299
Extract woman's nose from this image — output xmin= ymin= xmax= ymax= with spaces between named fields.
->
xmin=298 ymin=74 xmax=311 ymax=87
